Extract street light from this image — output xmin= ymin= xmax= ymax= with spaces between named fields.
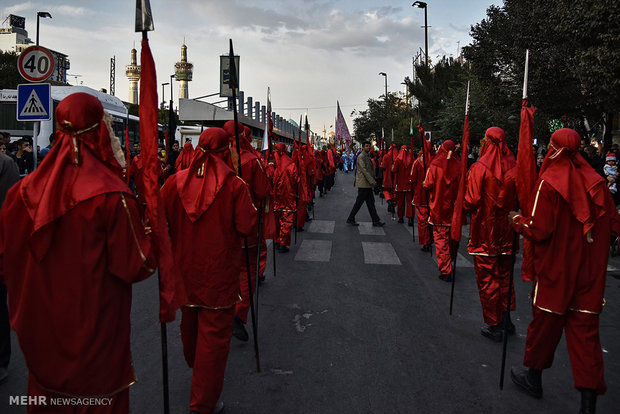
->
xmin=161 ymin=82 xmax=169 ymax=109
xmin=379 ymin=72 xmax=388 ymax=100
xmin=36 ymin=11 xmax=52 ymax=46
xmin=412 ymin=2 xmax=428 ymax=67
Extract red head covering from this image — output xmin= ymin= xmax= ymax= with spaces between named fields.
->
xmin=539 ymin=128 xmax=606 ymax=234
xmin=175 ymin=141 xmax=195 ymax=171
xmin=275 ymin=142 xmax=293 ymax=172
xmin=430 ymin=140 xmax=461 ymax=183
xmin=477 ymin=126 xmax=516 ymax=182
xmin=395 ymin=145 xmax=412 ymax=164
xmin=223 ymin=120 xmax=260 ymax=164
xmin=176 ymin=128 xmax=235 ymax=222
xmin=20 ymin=93 xmax=130 ymax=245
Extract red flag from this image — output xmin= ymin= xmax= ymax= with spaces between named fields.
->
xmin=450 ymin=114 xmax=469 ymax=241
xmin=139 ymin=37 xmax=186 ymax=323
xmin=516 ymin=100 xmax=537 ymax=215
xmin=516 ymin=99 xmax=537 ymax=281
xmin=125 ymin=125 xmax=131 ymax=184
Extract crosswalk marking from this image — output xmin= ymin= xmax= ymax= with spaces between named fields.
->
xmin=306 ymin=220 xmax=335 ymax=234
xmin=362 ymin=242 xmax=401 ymax=265
xmin=358 ymin=222 xmax=386 ymax=236
xmin=294 ymin=240 xmax=332 ymax=262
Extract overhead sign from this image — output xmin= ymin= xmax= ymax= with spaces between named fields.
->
xmin=17 ymin=46 xmax=55 ymax=82
xmin=219 ymin=55 xmax=240 ymax=98
xmin=17 ymin=83 xmax=51 ymax=121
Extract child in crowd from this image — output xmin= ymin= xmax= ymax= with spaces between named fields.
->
xmin=604 ymin=152 xmax=618 ymax=195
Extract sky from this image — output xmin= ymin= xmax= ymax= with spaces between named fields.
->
xmin=1 ymin=0 xmax=500 ymax=137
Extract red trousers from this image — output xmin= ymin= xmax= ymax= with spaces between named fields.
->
xmin=275 ymin=210 xmax=294 ymax=247
xmin=235 ymin=241 xmax=267 ymax=323
xmin=433 ymin=226 xmax=456 ymax=275
xmin=383 ymin=188 xmax=394 ymax=202
xmin=26 ymin=375 xmax=129 ymax=413
xmin=415 ymin=206 xmax=432 ymax=245
xmin=395 ymin=191 xmax=413 ymax=219
xmin=473 ymin=255 xmax=515 ymax=326
xmin=524 ymin=306 xmax=606 ymax=394
xmin=180 ymin=306 xmax=235 ymax=413
xmin=296 ymin=199 xmax=307 ymax=228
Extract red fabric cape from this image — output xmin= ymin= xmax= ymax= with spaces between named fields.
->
xmin=539 ymin=128 xmax=606 ymax=235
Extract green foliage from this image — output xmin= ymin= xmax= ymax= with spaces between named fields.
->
xmin=0 ymin=51 xmax=21 ymax=89
xmin=408 ymin=56 xmax=470 ymax=133
xmin=464 ymin=0 xmax=620 ymax=144
xmin=352 ymin=92 xmax=417 ymax=147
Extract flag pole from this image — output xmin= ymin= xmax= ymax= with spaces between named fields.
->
xmin=229 ymin=39 xmax=261 ymax=372
xmin=410 ymin=119 xmax=415 ymax=244
xmin=500 ymin=49 xmax=530 ymax=389
xmin=449 ymin=80 xmax=470 ymax=316
xmin=135 ymin=3 xmax=172 ymax=413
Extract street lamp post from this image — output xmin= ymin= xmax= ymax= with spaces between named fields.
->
xmin=412 ymin=2 xmax=428 ymax=67
xmin=379 ymin=72 xmax=388 ymax=140
xmin=161 ymin=82 xmax=169 ymax=110
xmin=168 ymin=75 xmax=175 ymax=151
xmin=36 ymin=11 xmax=52 ymax=46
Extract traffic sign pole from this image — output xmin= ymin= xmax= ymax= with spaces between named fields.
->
xmin=33 ymin=122 xmax=39 ymax=171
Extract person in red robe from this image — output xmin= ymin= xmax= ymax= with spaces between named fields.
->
xmin=0 ymin=92 xmax=156 ymax=413
xmin=464 ymin=127 xmax=517 ymax=342
xmin=314 ymin=149 xmax=325 ymax=197
xmin=423 ymin=140 xmax=461 ymax=281
xmin=161 ymin=127 xmax=257 ymax=414
xmin=175 ymin=139 xmax=195 ymax=171
xmin=392 ymin=145 xmax=414 ymax=225
xmin=223 ymin=121 xmax=271 ymax=342
xmin=292 ymin=145 xmax=309 ymax=231
xmin=273 ymin=143 xmax=299 ymax=253
xmin=381 ymin=143 xmax=398 ymax=212
xmin=509 ymin=128 xmax=620 ymax=414
xmin=411 ymin=152 xmax=432 ymax=251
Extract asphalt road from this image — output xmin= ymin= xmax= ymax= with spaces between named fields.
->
xmin=1 ymin=169 xmax=619 ymax=413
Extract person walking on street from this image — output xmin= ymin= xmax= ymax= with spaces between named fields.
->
xmin=347 ymin=141 xmax=385 ymax=227
xmin=509 ymin=128 xmax=620 ymax=414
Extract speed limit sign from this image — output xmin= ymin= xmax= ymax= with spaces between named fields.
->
xmin=17 ymin=46 xmax=55 ymax=82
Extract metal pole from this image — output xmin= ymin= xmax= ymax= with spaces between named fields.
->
xmin=424 ymin=6 xmax=428 ymax=67
xmin=36 ymin=14 xmax=40 ymax=46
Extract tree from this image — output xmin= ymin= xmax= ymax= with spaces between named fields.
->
xmin=353 ymin=92 xmax=417 ymax=148
xmin=464 ymin=0 xmax=620 ymax=147
xmin=408 ymin=56 xmax=470 ymax=135
xmin=0 ymin=51 xmax=21 ymax=89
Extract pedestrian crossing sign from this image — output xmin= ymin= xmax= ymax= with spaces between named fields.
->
xmin=17 ymin=83 xmax=51 ymax=121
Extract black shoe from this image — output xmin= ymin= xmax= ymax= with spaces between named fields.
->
xmin=258 ymin=275 xmax=266 ymax=283
xmin=296 ymin=227 xmax=304 ymax=232
xmin=372 ymin=221 xmax=385 ymax=227
xmin=481 ymin=324 xmax=504 ymax=342
xmin=398 ymin=218 xmax=404 ymax=223
xmin=579 ymin=389 xmax=597 ymax=414
xmin=502 ymin=311 xmax=516 ymax=335
xmin=439 ymin=273 xmax=452 ymax=282
xmin=408 ymin=218 xmax=414 ymax=227
xmin=346 ymin=219 xmax=359 ymax=226
xmin=232 ymin=316 xmax=249 ymax=342
xmin=274 ymin=242 xmax=281 ymax=250
xmin=511 ymin=367 xmax=543 ymax=398
xmin=279 ymin=245 xmax=290 ymax=253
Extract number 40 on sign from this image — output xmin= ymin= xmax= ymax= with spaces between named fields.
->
xmin=17 ymin=46 xmax=55 ymax=82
